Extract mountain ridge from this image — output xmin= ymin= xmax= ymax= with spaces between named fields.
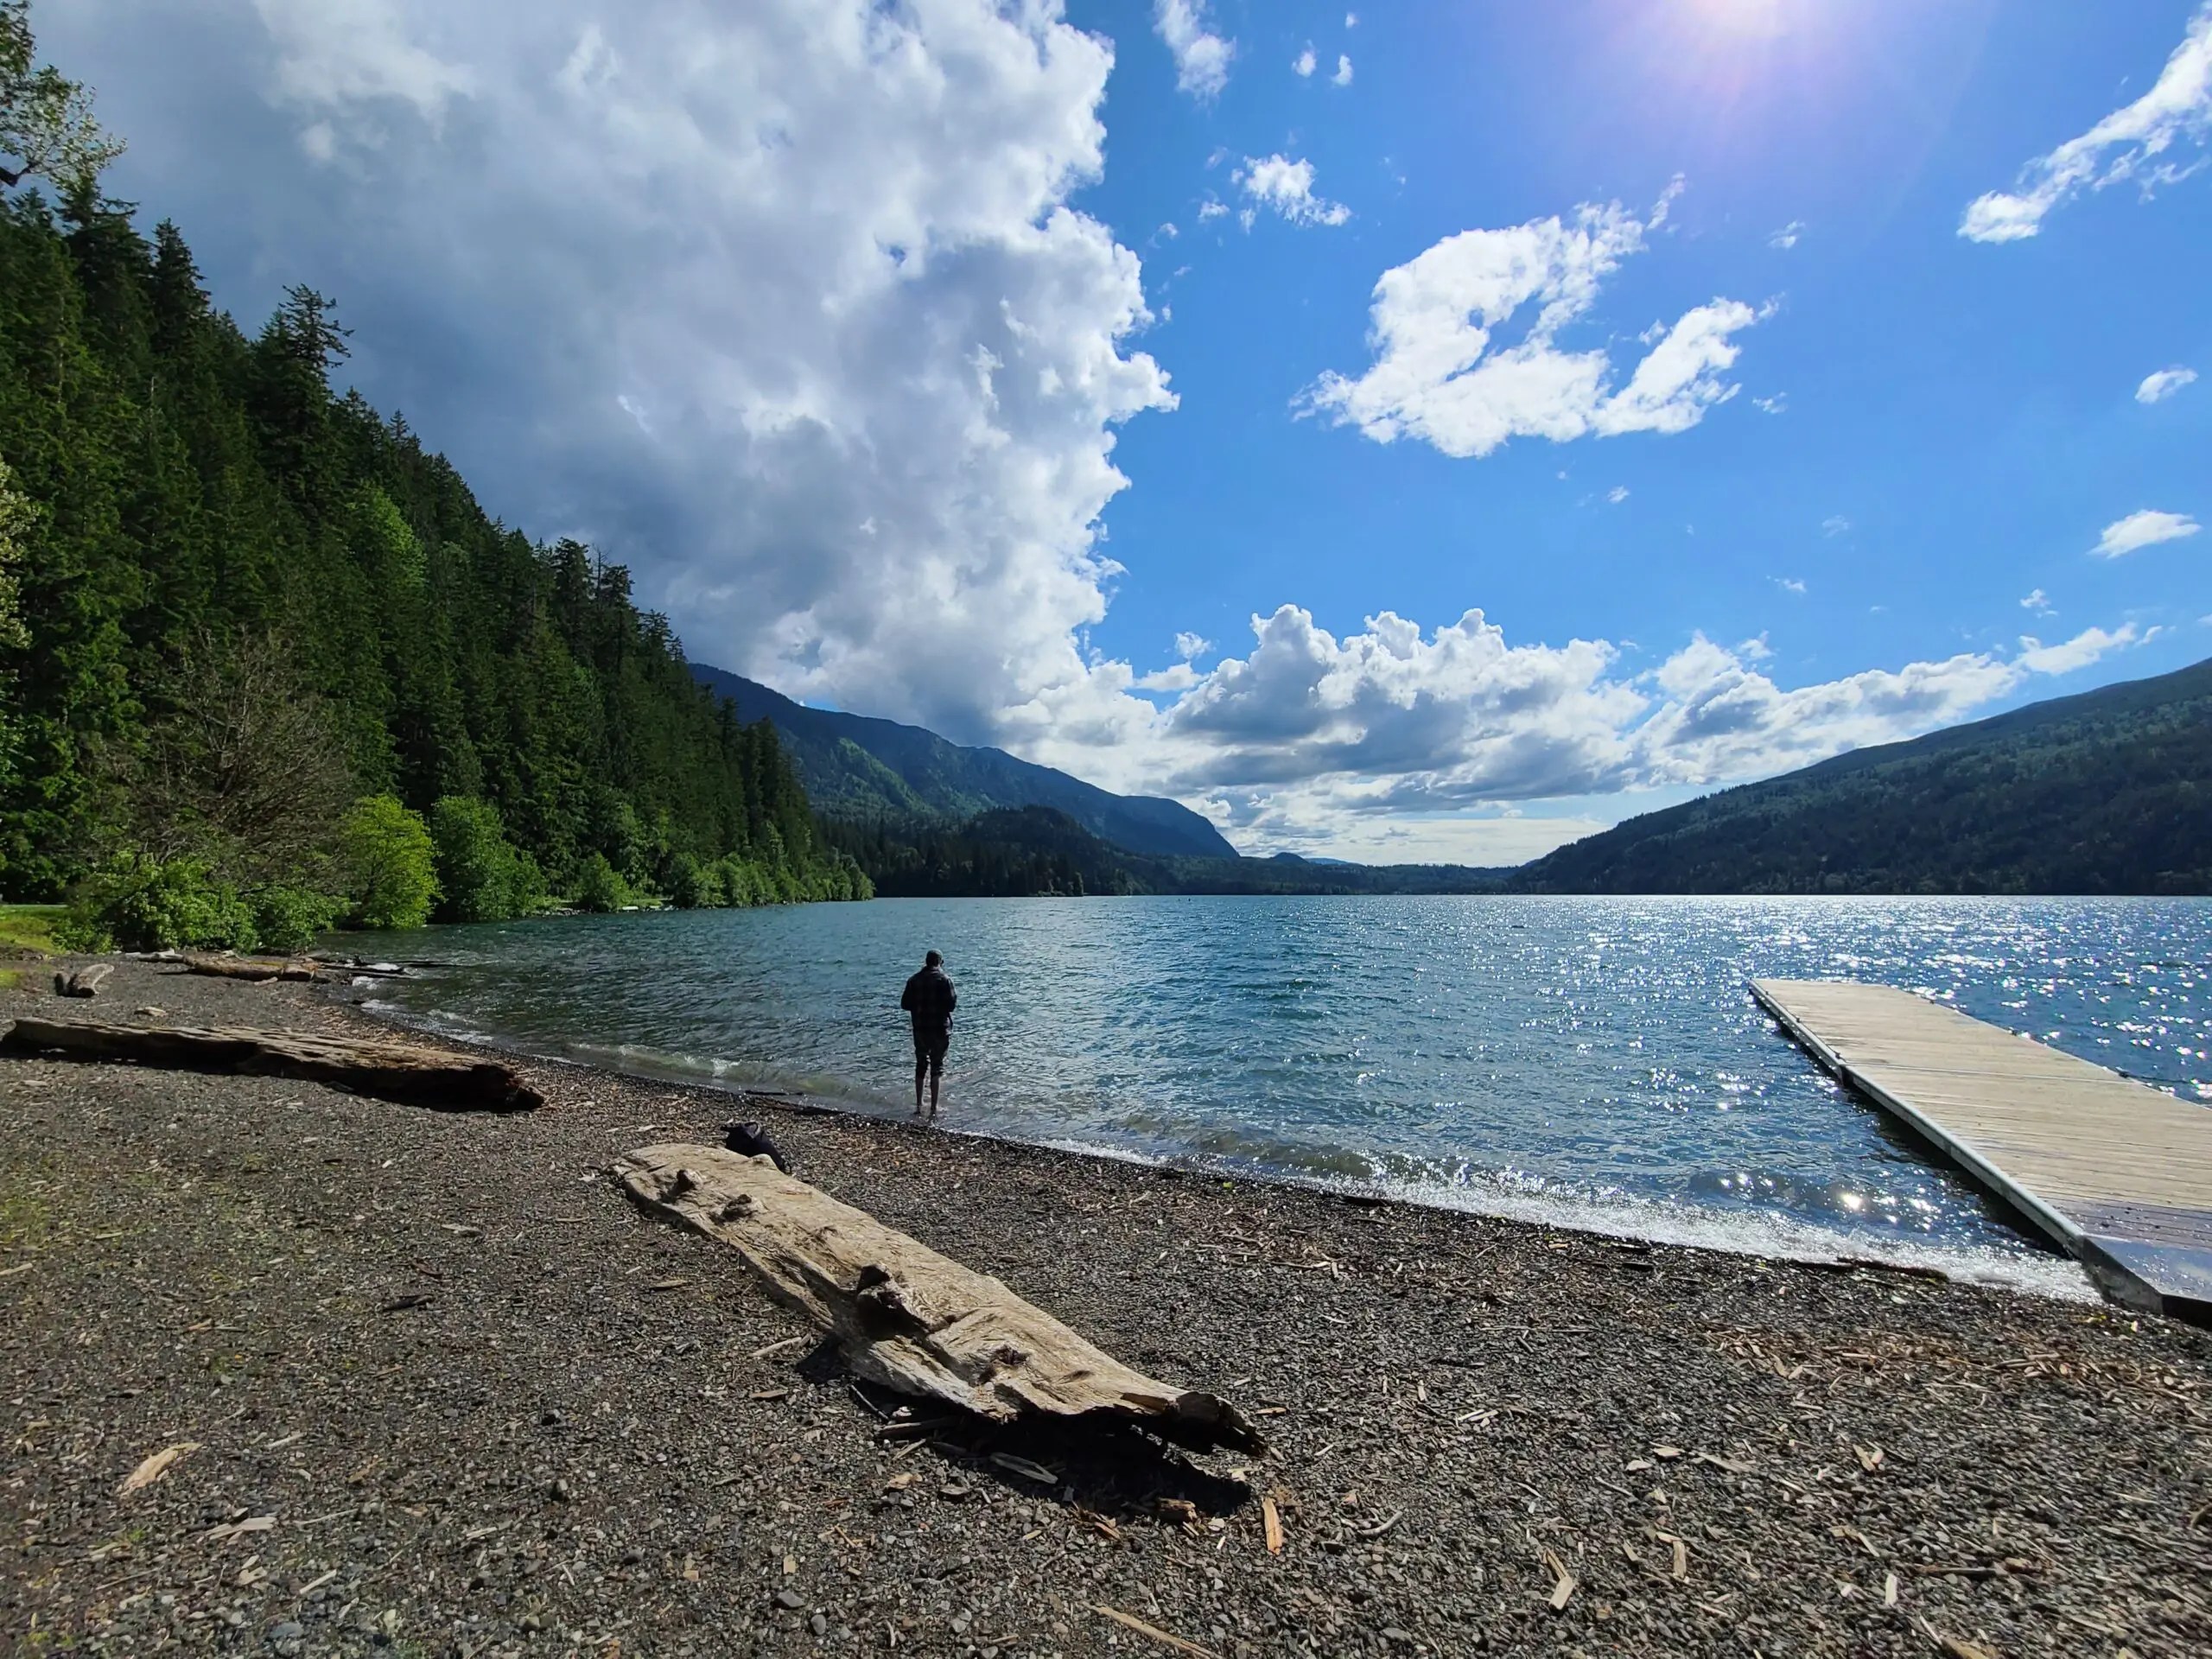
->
xmin=687 ymin=663 xmax=1238 ymax=860
xmin=1515 ymin=654 xmax=2212 ymax=894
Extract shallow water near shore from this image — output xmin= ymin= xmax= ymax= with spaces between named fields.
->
xmin=346 ymin=894 xmax=2211 ymax=1294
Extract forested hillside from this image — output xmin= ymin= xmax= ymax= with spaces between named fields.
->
xmin=0 ymin=9 xmax=864 ymax=942
xmin=1516 ymin=656 xmax=2212 ymax=894
xmin=824 ymin=807 xmax=1507 ymax=898
xmin=689 ymin=662 xmax=1238 ymax=860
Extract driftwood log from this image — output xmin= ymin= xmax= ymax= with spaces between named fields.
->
xmin=615 ymin=1142 xmax=1262 ymax=1452
xmin=54 ymin=963 xmax=113 ymax=998
xmin=180 ymin=954 xmax=323 ymax=982
xmin=0 ymin=1018 xmax=543 ymax=1112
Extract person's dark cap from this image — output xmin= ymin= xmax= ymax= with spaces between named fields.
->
xmin=925 ymin=949 xmax=943 ymax=967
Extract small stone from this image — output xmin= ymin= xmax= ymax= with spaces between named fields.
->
xmin=938 ymin=1483 xmax=974 ymax=1503
xmin=808 ymin=1613 xmax=828 ymax=1636
xmin=519 ymin=1612 xmax=543 ymax=1633
xmin=1382 ymin=1630 xmax=1414 ymax=1648
xmin=774 ymin=1589 xmax=804 ymax=1611
xmin=267 ymin=1621 xmax=304 ymax=1643
xmin=547 ymin=1478 xmax=573 ymax=1502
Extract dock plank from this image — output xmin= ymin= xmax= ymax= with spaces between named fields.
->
xmin=1751 ymin=978 xmax=2212 ymax=1323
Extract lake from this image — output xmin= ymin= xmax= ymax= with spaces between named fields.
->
xmin=347 ymin=894 xmax=2212 ymax=1294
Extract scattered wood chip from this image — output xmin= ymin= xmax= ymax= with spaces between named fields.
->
xmin=1074 ymin=1507 xmax=1123 ymax=1543
xmin=883 ymin=1471 xmax=917 ymax=1491
xmin=1624 ymin=1458 xmax=1653 ymax=1472
xmin=1262 ymin=1495 xmax=1284 ymax=1554
xmin=682 ymin=1554 xmax=699 ymax=1582
xmin=1093 ymin=1604 xmax=1220 ymax=1659
xmin=989 ymin=1452 xmax=1058 ymax=1486
xmin=1538 ymin=1544 xmax=1579 ymax=1610
xmin=1694 ymin=1452 xmax=1751 ymax=1474
xmin=378 ymin=1294 xmax=432 ymax=1313
xmin=439 ymin=1224 xmax=481 ymax=1237
xmin=750 ymin=1335 xmax=810 ymax=1360
xmin=1671 ymin=1538 xmax=1689 ymax=1580
xmin=118 ymin=1441 xmax=202 ymax=1495
xmin=645 ymin=1278 xmax=692 ymax=1293
xmin=750 ymin=1388 xmax=791 ymax=1402
xmin=1354 ymin=1509 xmax=1401 ymax=1539
xmin=1652 ymin=1445 xmax=1684 ymax=1460
xmin=1936 ymin=1637 xmax=1997 ymax=1659
xmin=1853 ymin=1443 xmax=1885 ymax=1472
xmin=1884 ymin=1571 xmax=1899 ymax=1607
xmin=200 ymin=1514 xmax=276 ymax=1545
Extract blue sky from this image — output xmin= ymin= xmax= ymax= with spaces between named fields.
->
xmin=51 ymin=0 xmax=2212 ymax=861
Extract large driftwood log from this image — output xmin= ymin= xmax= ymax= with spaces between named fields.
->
xmin=180 ymin=954 xmax=323 ymax=982
xmin=0 ymin=1017 xmax=543 ymax=1112
xmin=54 ymin=963 xmax=113 ymax=998
xmin=614 ymin=1142 xmax=1262 ymax=1452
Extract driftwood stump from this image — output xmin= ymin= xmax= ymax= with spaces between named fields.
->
xmin=54 ymin=964 xmax=113 ymax=998
xmin=615 ymin=1142 xmax=1262 ymax=1452
xmin=0 ymin=1017 xmax=543 ymax=1112
xmin=180 ymin=954 xmax=322 ymax=982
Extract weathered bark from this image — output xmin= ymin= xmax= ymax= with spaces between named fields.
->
xmin=0 ymin=1018 xmax=543 ymax=1113
xmin=180 ymin=954 xmax=322 ymax=982
xmin=614 ymin=1142 xmax=1262 ymax=1452
xmin=54 ymin=964 xmax=113 ymax=998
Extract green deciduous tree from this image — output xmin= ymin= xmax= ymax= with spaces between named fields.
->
xmin=340 ymin=793 xmax=438 ymax=929
xmin=429 ymin=796 xmax=543 ymax=923
xmin=0 ymin=0 xmax=124 ymax=194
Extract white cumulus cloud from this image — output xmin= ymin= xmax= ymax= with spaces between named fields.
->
xmin=1293 ymin=44 xmax=1315 ymax=78
xmin=2092 ymin=509 xmax=2202 ymax=558
xmin=1154 ymin=0 xmax=1233 ymax=100
xmin=2020 ymin=588 xmax=2053 ymax=613
xmin=2137 ymin=365 xmax=2199 ymax=403
xmin=1300 ymin=187 xmax=1762 ymax=459
xmin=1768 ymin=219 xmax=1803 ymax=249
xmin=102 ymin=0 xmax=1180 ymax=762
xmin=1332 ymin=54 xmax=1353 ymax=86
xmin=1961 ymin=3 xmax=2212 ymax=243
xmin=2016 ymin=624 xmax=2139 ymax=676
xmin=1234 ymin=154 xmax=1351 ymax=227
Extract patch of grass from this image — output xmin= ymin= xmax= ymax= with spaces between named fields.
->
xmin=0 ymin=903 xmax=67 ymax=955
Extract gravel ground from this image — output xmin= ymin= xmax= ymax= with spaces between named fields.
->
xmin=3 ymin=957 xmax=2210 ymax=1659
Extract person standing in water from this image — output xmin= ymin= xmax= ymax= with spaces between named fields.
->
xmin=900 ymin=949 xmax=957 ymax=1122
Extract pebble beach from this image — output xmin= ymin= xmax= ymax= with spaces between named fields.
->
xmin=3 ymin=958 xmax=2209 ymax=1657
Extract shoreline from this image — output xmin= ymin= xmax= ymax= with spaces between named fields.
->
xmin=335 ymin=967 xmax=2100 ymax=1306
xmin=5 ymin=957 xmax=2211 ymax=1657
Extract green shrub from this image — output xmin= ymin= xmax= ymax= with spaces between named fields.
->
xmin=665 ymin=852 xmax=727 ymax=909
xmin=57 ymin=855 xmax=258 ymax=952
xmin=248 ymin=885 xmax=344 ymax=952
xmin=574 ymin=852 xmax=644 ymax=913
xmin=429 ymin=797 xmax=542 ymax=923
xmin=340 ymin=795 xmax=438 ymax=929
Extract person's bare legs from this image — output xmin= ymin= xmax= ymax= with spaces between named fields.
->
xmin=927 ymin=1052 xmax=942 ymax=1122
xmin=912 ymin=1051 xmax=928 ymax=1118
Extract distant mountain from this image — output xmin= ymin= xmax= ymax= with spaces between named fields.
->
xmin=1516 ymin=656 xmax=2212 ymax=894
xmin=688 ymin=663 xmax=1238 ymax=860
xmin=823 ymin=805 xmax=1510 ymax=898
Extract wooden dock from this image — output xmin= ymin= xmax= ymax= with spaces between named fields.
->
xmin=1751 ymin=979 xmax=2212 ymax=1323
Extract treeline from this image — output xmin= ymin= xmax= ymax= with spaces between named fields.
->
xmin=0 ymin=9 xmax=867 ymax=947
xmin=823 ymin=807 xmax=1507 ymax=898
